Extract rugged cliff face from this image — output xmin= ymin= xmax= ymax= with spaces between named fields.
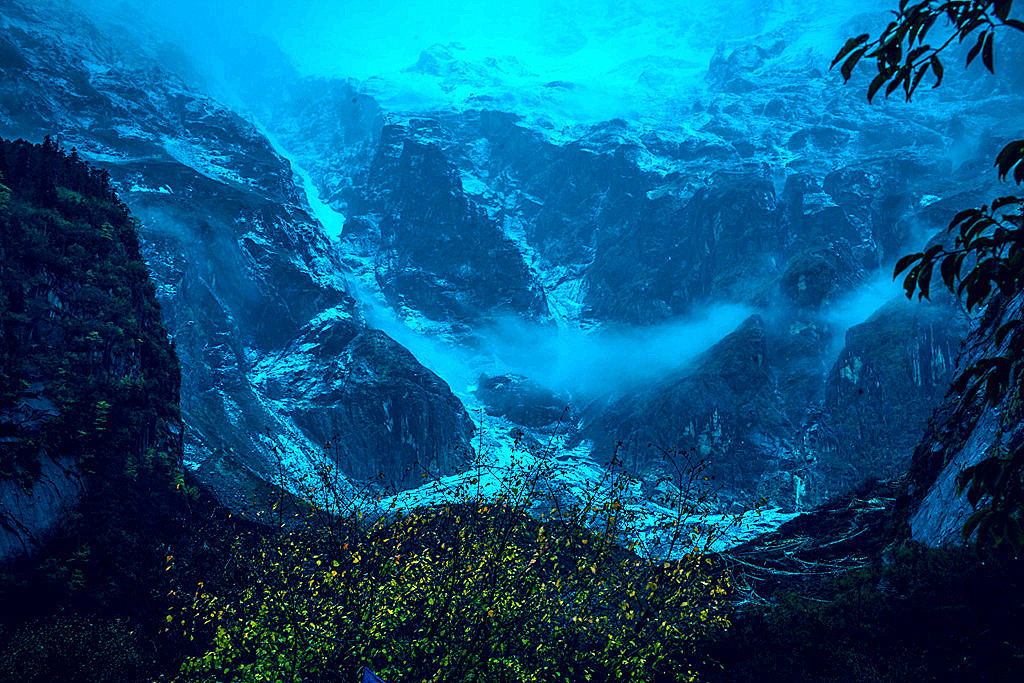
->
xmin=585 ymin=316 xmax=791 ymax=502
xmin=252 ymin=309 xmax=474 ymax=488
xmin=904 ymin=292 xmax=1024 ymax=547
xmin=232 ymin=28 xmax=1018 ymax=511
xmin=358 ymin=124 xmax=547 ymax=324
xmin=821 ymin=297 xmax=968 ymax=489
xmin=3 ymin=0 xmax=1020 ymax=523
xmin=0 ymin=137 xmax=182 ymax=562
xmin=0 ymin=0 xmax=476 ymax=509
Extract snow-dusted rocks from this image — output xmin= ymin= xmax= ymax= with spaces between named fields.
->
xmin=0 ymin=0 xmax=476 ymax=509
xmin=251 ymin=310 xmax=474 ymax=488
xmin=4 ymin=0 xmax=1023 ymax=538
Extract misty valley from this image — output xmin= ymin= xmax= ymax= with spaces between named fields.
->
xmin=1 ymin=0 xmax=1023 ymax=681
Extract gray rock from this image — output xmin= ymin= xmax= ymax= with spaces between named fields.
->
xmin=906 ymin=293 xmax=1024 ymax=546
xmin=0 ymin=454 xmax=84 ymax=562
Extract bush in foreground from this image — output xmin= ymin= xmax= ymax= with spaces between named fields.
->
xmin=171 ymin=450 xmax=731 ymax=682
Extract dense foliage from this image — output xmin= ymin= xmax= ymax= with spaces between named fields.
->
xmin=0 ymin=135 xmax=181 ymax=481
xmin=0 ymin=136 xmax=190 ymax=680
xmin=171 ymin=454 xmax=731 ymax=683
xmin=706 ymin=545 xmax=1024 ymax=682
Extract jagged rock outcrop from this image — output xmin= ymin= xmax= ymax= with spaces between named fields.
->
xmin=5 ymin=0 xmax=1022 ymax=523
xmin=233 ymin=32 xmax=1023 ymax=512
xmin=0 ymin=453 xmax=85 ymax=562
xmin=820 ymin=298 xmax=967 ymax=490
xmin=587 ymin=316 xmax=800 ymax=505
xmin=358 ymin=124 xmax=546 ymax=323
xmin=475 ymin=374 xmax=570 ymax=428
xmin=253 ymin=308 xmax=474 ymax=487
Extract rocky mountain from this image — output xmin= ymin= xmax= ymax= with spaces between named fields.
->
xmin=0 ymin=0 xmax=475 ymax=511
xmin=232 ymin=24 xmax=1020 ymax=512
xmin=2 ymin=0 xmax=1020 ymax=532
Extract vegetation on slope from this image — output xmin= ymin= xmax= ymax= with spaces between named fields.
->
xmin=0 ymin=138 xmax=732 ymax=682
xmin=709 ymin=543 xmax=1024 ymax=682
xmin=170 ymin=452 xmax=731 ymax=683
xmin=702 ymin=479 xmax=1024 ymax=682
xmin=699 ymin=4 xmax=1024 ymax=679
xmin=0 ymin=136 xmax=191 ymax=680
xmin=0 ymin=136 xmax=181 ymax=482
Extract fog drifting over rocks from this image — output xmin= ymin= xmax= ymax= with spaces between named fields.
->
xmin=75 ymin=0 xmax=893 ymax=125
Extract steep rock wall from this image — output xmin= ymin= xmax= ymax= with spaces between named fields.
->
xmin=0 ymin=137 xmax=182 ymax=562
xmin=906 ymin=293 xmax=1024 ymax=546
xmin=0 ymin=1 xmax=476 ymax=507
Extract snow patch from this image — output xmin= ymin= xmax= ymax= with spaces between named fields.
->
xmin=162 ymin=137 xmax=249 ymax=187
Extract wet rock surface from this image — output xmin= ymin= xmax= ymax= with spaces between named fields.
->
xmin=0 ymin=0 xmax=476 ymax=507
xmin=253 ymin=314 xmax=475 ymax=488
xmin=3 ymin=0 xmax=1022 ymax=517
xmin=475 ymin=374 xmax=570 ymax=428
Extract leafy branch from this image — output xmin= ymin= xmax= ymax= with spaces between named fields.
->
xmin=833 ymin=0 xmax=1024 ymax=102
xmin=835 ymin=0 xmax=1024 ymax=553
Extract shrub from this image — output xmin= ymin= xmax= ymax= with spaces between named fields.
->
xmin=0 ymin=612 xmax=146 ymax=683
xmin=172 ymin=445 xmax=732 ymax=682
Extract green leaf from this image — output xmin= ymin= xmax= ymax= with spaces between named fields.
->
xmin=903 ymin=264 xmax=921 ymax=299
xmin=966 ymin=31 xmax=986 ymax=66
xmin=906 ymin=44 xmax=930 ymax=63
xmin=832 ymin=34 xmax=870 ymax=69
xmin=994 ymin=0 xmax=1013 ymax=22
xmin=940 ymin=253 xmax=960 ymax=290
xmin=996 ymin=141 xmax=1024 ymax=183
xmin=841 ymin=47 xmax=869 ymax=81
xmin=917 ymin=258 xmax=934 ymax=299
xmin=867 ymin=71 xmax=888 ymax=102
xmin=908 ymin=62 xmax=930 ymax=98
xmin=894 ymin=252 xmax=922 ymax=276
xmin=991 ymin=195 xmax=1023 ymax=211
xmin=930 ymin=55 xmax=944 ymax=87
xmin=949 ymin=207 xmax=979 ymax=230
xmin=962 ymin=509 xmax=987 ymax=540
xmin=965 ymin=273 xmax=992 ymax=310
xmin=923 ymin=243 xmax=944 ymax=261
xmin=982 ymin=32 xmax=995 ymax=73
xmin=919 ymin=12 xmax=938 ymax=42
